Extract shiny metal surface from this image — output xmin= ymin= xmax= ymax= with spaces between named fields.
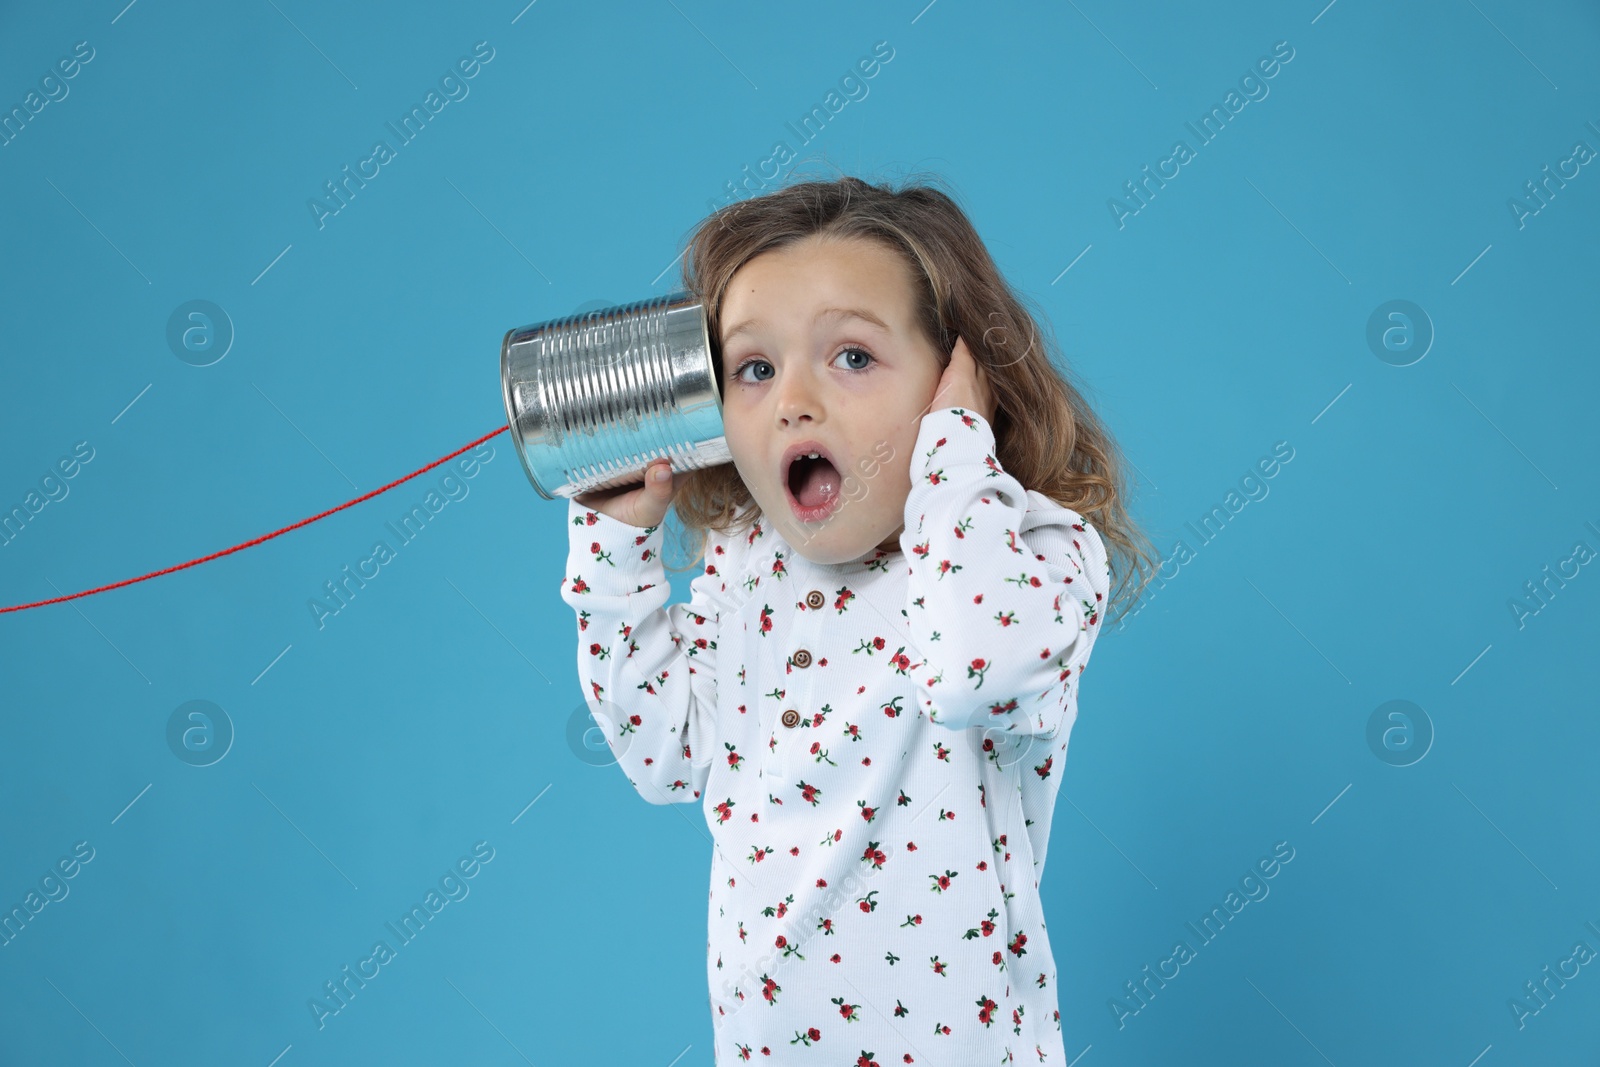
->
xmin=500 ymin=291 xmax=730 ymax=500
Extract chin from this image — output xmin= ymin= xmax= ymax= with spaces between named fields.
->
xmin=787 ymin=525 xmax=903 ymax=566
xmin=794 ymin=544 xmax=867 ymax=566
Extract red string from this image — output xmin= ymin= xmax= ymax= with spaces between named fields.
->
xmin=2 ymin=425 xmax=510 ymax=615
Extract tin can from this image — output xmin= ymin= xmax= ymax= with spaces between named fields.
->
xmin=500 ymin=291 xmax=730 ymax=500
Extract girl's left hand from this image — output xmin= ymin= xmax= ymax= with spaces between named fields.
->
xmin=928 ymin=335 xmax=995 ymax=425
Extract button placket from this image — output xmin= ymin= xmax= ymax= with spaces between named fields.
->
xmin=760 ymin=563 xmax=824 ymax=785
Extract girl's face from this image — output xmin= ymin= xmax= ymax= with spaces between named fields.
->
xmin=717 ymin=234 xmax=945 ymax=565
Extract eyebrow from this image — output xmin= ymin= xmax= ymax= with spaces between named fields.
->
xmin=721 ymin=306 xmax=891 ymax=348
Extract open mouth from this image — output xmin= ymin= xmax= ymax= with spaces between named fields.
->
xmin=785 ymin=449 xmax=843 ymax=521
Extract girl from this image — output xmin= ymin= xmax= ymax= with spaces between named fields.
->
xmin=560 ymin=174 xmax=1154 ymax=1065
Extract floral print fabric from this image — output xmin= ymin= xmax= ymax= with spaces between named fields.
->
xmin=560 ymin=408 xmax=1110 ymax=1064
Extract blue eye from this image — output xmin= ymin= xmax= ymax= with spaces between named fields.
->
xmin=732 ymin=357 xmax=774 ymax=384
xmin=835 ymin=346 xmax=874 ymax=371
xmin=730 ymin=347 xmax=875 ymax=385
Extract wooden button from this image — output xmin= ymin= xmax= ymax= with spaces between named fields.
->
xmin=792 ymin=649 xmax=812 ymax=668
xmin=780 ymin=709 xmax=801 ymax=728
xmin=805 ymin=590 xmax=825 ymax=609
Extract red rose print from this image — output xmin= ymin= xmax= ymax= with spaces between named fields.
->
xmin=563 ymin=403 xmax=1111 ymax=1058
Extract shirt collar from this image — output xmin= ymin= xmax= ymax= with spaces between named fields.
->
xmin=745 ymin=521 xmax=906 ymax=583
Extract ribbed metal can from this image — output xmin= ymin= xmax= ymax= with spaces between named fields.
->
xmin=500 ymin=291 xmax=729 ymax=500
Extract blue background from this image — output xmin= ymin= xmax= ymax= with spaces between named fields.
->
xmin=2 ymin=1 xmax=1597 ymax=1064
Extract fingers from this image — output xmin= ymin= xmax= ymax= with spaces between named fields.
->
xmin=573 ymin=460 xmax=679 ymax=527
xmin=942 ymin=335 xmax=994 ymax=424
xmin=648 ymin=462 xmax=673 ymax=490
xmin=954 ymin=336 xmax=987 ymax=389
xmin=637 ymin=461 xmax=679 ymax=527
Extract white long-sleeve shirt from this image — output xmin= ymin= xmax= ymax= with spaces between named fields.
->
xmin=560 ymin=407 xmax=1111 ymax=1065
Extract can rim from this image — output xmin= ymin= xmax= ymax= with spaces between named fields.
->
xmin=499 ymin=323 xmax=554 ymax=499
xmin=696 ymin=295 xmax=723 ymax=415
xmin=500 ymin=292 xmax=722 ymax=501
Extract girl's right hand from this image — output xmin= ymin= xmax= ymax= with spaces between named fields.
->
xmin=572 ymin=459 xmax=683 ymax=530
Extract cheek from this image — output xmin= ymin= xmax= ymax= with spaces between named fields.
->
xmin=854 ymin=434 xmax=914 ymax=501
xmin=720 ymin=416 xmax=766 ymax=493
xmin=882 ymin=448 xmax=915 ymax=498
xmin=721 ymin=412 xmax=751 ymax=463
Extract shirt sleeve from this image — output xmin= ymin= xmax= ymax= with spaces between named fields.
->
xmin=898 ymin=406 xmax=1111 ymax=738
xmin=560 ymin=498 xmax=746 ymax=805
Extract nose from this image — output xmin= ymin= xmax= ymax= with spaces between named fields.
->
xmin=774 ymin=360 xmax=822 ymax=429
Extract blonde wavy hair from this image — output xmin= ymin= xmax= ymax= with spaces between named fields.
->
xmin=663 ymin=169 xmax=1157 ymax=624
